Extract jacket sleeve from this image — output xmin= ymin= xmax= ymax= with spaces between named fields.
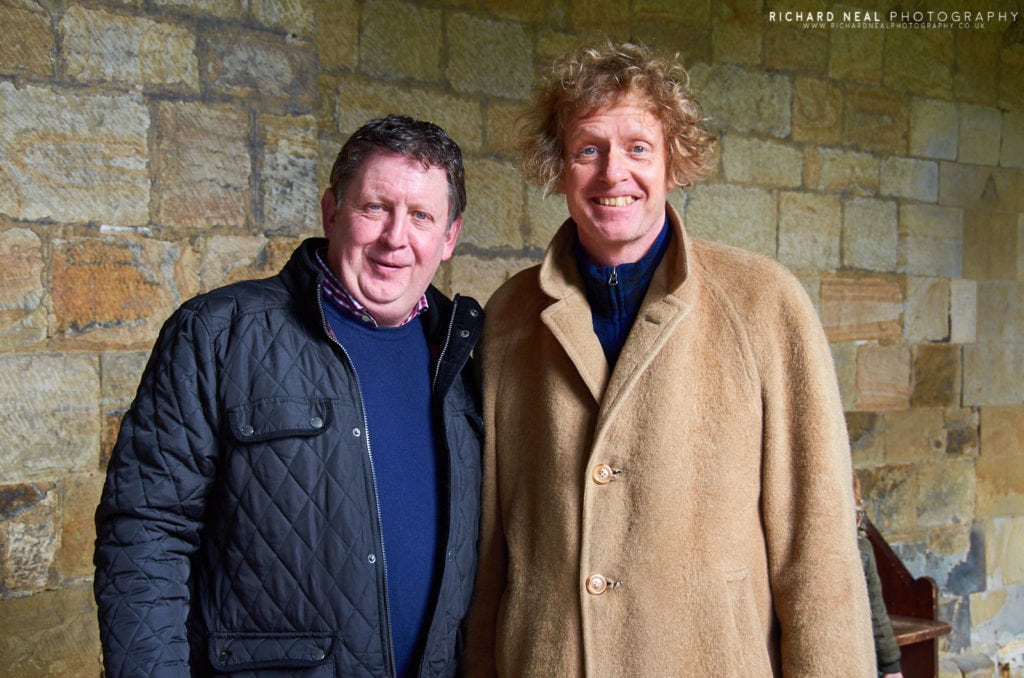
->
xmin=860 ymin=533 xmax=903 ymax=673
xmin=94 ymin=305 xmax=221 ymax=677
xmin=459 ymin=319 xmax=505 ymax=678
xmin=756 ymin=269 xmax=876 ymax=677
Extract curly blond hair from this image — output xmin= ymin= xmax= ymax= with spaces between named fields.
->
xmin=519 ymin=41 xmax=717 ymax=194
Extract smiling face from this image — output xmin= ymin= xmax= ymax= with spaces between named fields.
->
xmin=321 ymin=151 xmax=461 ymax=326
xmin=560 ymin=96 xmax=674 ymax=266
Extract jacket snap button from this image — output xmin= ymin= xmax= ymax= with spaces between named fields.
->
xmin=218 ymin=650 xmax=231 ymax=664
xmin=240 ymin=425 xmax=254 ymax=437
xmin=352 ymin=427 xmax=361 ymax=437
xmin=459 ymin=329 xmax=470 ymax=338
xmin=469 ymin=308 xmax=479 ymax=317
xmin=591 ymin=464 xmax=613 ymax=485
xmin=311 ymin=648 xmax=326 ymax=661
xmin=309 ymin=416 xmax=323 ymax=428
xmin=368 ymin=553 xmax=376 ymax=564
xmin=586 ymin=573 xmax=608 ymax=595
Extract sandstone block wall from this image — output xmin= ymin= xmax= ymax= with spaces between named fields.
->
xmin=1 ymin=0 xmax=1022 ymax=675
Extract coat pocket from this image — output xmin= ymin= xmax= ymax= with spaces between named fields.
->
xmin=227 ymin=397 xmax=332 ymax=443
xmin=209 ymin=632 xmax=334 ymax=675
xmin=723 ymin=568 xmax=773 ymax=676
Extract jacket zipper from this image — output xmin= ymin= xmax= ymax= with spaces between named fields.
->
xmin=316 ymin=291 xmax=397 ymax=678
xmin=431 ymin=296 xmax=459 ymax=393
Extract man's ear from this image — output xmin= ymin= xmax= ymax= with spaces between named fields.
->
xmin=320 ymin=189 xmax=336 ymax=237
xmin=441 ymin=215 xmax=463 ymax=261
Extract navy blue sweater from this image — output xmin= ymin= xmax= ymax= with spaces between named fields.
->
xmin=324 ymin=303 xmax=441 ymax=678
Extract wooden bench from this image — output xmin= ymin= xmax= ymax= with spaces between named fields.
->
xmin=864 ymin=519 xmax=952 ymax=678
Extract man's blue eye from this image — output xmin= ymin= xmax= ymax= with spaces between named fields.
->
xmin=413 ymin=211 xmax=429 ymax=220
xmin=632 ymin=145 xmax=647 ymax=153
xmin=581 ymin=147 xmax=597 ymax=156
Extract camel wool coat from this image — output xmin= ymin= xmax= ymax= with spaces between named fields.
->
xmin=462 ymin=207 xmax=875 ymax=677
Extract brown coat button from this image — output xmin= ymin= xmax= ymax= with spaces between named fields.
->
xmin=591 ymin=464 xmax=613 ymax=485
xmin=586 ymin=573 xmax=608 ymax=595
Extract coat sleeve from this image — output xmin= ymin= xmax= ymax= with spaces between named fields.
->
xmin=756 ymin=269 xmax=876 ymax=677
xmin=860 ymin=533 xmax=903 ymax=673
xmin=93 ymin=305 xmax=221 ymax=677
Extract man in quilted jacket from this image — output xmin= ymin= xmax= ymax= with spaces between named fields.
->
xmin=94 ymin=115 xmax=484 ymax=677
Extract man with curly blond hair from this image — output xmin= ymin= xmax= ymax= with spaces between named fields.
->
xmin=461 ymin=42 xmax=875 ymax=676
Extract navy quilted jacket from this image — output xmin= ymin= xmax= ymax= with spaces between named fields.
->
xmin=94 ymin=238 xmax=484 ymax=677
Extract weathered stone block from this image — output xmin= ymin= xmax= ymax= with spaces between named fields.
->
xmin=50 ymin=237 xmax=194 ymax=345
xmin=56 ymin=472 xmax=105 ymax=580
xmin=963 ymin=343 xmax=1024 ymax=406
xmin=805 ymin=147 xmax=879 ymax=195
xmin=792 ymin=77 xmax=841 ymax=145
xmin=974 ymin=438 xmax=1024 ymax=518
xmin=0 ymin=355 xmax=100 ymax=481
xmin=711 ymin=0 xmax=761 ymax=66
xmin=910 ymin=98 xmax=958 ymax=160
xmin=485 ymin=102 xmax=522 ymax=158
xmin=1001 ymin=111 xmax=1024 ymax=169
xmin=447 ymin=14 xmax=532 ymax=100
xmin=525 ymin=187 xmax=567 ymax=250
xmin=844 ymin=86 xmax=909 ymax=155
xmin=905 ymin=277 xmax=949 ymax=342
xmin=860 ymin=463 xmax=917 ymax=532
xmin=100 ymin=351 xmax=149 ymax=403
xmin=0 ymin=82 xmax=149 ymax=225
xmin=0 ymin=582 xmax=101 ymax=676
xmin=314 ymin=0 xmax=358 ymax=71
xmin=999 ymin=42 xmax=1024 ymax=111
xmin=153 ymin=101 xmax=251 ymax=229
xmin=950 ymin=278 xmax=978 ymax=344
xmin=764 ymin=27 xmax=828 ymax=76
xmin=570 ymin=0 xmax=630 ymax=32
xmin=976 ymin=280 xmax=1024 ymax=343
xmin=883 ymin=27 xmax=954 ymax=98
xmin=634 ymin=0 xmax=711 ymax=22
xmin=152 ymin=0 xmax=245 ymax=19
xmin=880 ymin=156 xmax=939 ymax=202
xmin=954 ymin=28 xmax=1000 ymax=106
xmin=899 ymin=203 xmax=963 ymax=277
xmin=0 ymin=227 xmax=47 ymax=349
xmin=820 ymin=274 xmax=902 ymax=342
xmin=856 ymin=343 xmax=912 ymax=411
xmin=461 ymin=158 xmax=523 ymax=250
xmin=449 ymin=255 xmax=538 ymax=307
xmin=61 ymin=5 xmax=199 ymax=90
xmin=251 ymin=0 xmax=314 ymax=36
xmin=980 ymin=404 xmax=1024 ymax=459
xmin=944 ymin=406 xmax=980 ymax=457
xmin=987 ymin=516 xmax=1024 ymax=586
xmin=332 ymin=77 xmax=484 ymax=153
xmin=929 ymin=523 xmax=985 ymax=597
xmin=777 ymin=191 xmax=839 ymax=271
xmin=196 ymin=235 xmax=298 ymax=293
xmin=482 ymin=0 xmax=547 ymax=22
xmin=829 ymin=24 xmax=883 ymax=84
xmin=884 ymin=406 xmax=946 ymax=463
xmin=842 ymin=197 xmax=897 ymax=271
xmin=847 ymin=410 xmax=883 ymax=466
xmin=692 ymin=64 xmax=791 ymax=138
xmin=360 ymin=0 xmax=442 ymax=81
xmin=202 ymin=29 xmax=314 ymax=111
xmin=1 ymin=482 xmax=58 ymax=593
xmin=0 ymin=0 xmax=52 ymax=77
xmin=681 ymin=184 xmax=776 ymax=257
xmin=632 ymin=21 xmax=712 ymax=66
xmin=259 ymin=114 xmax=318 ymax=236
xmin=917 ymin=457 xmax=976 ymax=528
xmin=722 ymin=136 xmax=802 ymax=188
xmin=959 ymin=104 xmax=1003 ymax=167
xmin=912 ymin=343 xmax=960 ymax=408
xmin=964 ymin=208 xmax=1019 ymax=281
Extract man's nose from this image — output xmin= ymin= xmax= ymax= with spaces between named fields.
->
xmin=379 ymin=213 xmax=408 ymax=247
xmin=601 ymin=149 xmax=628 ymax=182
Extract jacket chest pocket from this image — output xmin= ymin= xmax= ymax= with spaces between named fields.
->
xmin=227 ymin=397 xmax=333 ymax=443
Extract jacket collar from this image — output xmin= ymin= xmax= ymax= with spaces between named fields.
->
xmin=536 ymin=205 xmax=695 ymax=412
